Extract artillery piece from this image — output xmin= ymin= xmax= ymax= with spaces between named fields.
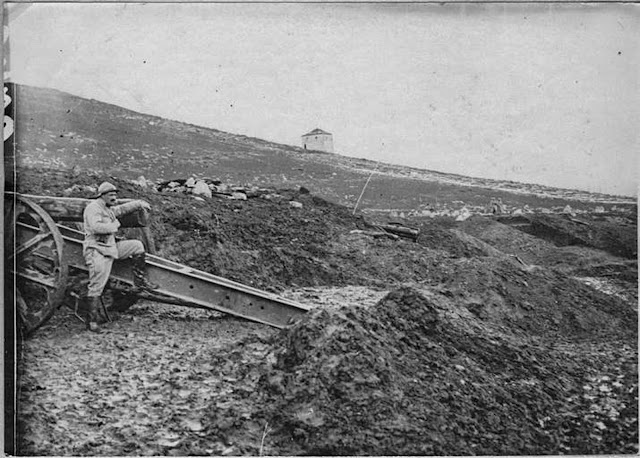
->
xmin=5 ymin=192 xmax=310 ymax=336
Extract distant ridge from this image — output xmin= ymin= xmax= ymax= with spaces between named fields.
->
xmin=10 ymin=83 xmax=636 ymax=211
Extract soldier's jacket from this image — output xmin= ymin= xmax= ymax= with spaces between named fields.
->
xmin=83 ymin=199 xmax=146 ymax=258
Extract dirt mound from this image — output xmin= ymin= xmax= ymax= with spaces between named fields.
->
xmin=500 ymin=213 xmax=637 ymax=259
xmin=458 ymin=215 xmax=561 ymax=264
xmin=460 ymin=213 xmax=638 ymax=266
xmin=415 ymin=219 xmax=491 ymax=258
xmin=211 ymin=287 xmax=637 ymax=455
xmin=424 ymin=257 xmax=637 ymax=341
xmin=150 ymin=188 xmax=375 ymax=290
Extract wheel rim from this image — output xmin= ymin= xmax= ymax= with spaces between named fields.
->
xmin=6 ymin=196 xmax=69 ymax=335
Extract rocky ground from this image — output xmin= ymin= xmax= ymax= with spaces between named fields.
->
xmin=8 ymin=167 xmax=639 ymax=455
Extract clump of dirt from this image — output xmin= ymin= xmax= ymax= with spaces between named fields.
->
xmin=210 ymin=287 xmax=637 ymax=455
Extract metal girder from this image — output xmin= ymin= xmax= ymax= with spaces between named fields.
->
xmin=48 ymin=224 xmax=311 ymax=328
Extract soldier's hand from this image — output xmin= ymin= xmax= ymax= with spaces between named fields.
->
xmin=139 ymin=200 xmax=152 ymax=212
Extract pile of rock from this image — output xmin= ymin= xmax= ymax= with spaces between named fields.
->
xmin=405 ymin=206 xmax=478 ymax=220
xmin=153 ymin=176 xmax=289 ymax=202
xmin=157 ymin=177 xmax=222 ymax=199
xmin=130 ymin=176 xmax=156 ymax=189
xmin=62 ymin=184 xmax=97 ymax=197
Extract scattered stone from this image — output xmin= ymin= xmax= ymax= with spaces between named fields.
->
xmin=262 ymin=193 xmax=284 ymax=200
xmin=132 ymin=175 xmax=151 ymax=188
xmin=229 ymin=192 xmax=247 ymax=201
xmin=289 ymin=201 xmax=303 ymax=209
xmin=193 ymin=180 xmax=212 ymax=198
xmin=455 ymin=207 xmax=471 ymax=221
xmin=62 ymin=184 xmax=95 ymax=196
xmin=158 ymin=178 xmax=272 ymax=200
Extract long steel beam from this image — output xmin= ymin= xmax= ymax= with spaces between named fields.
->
xmin=20 ymin=222 xmax=310 ymax=328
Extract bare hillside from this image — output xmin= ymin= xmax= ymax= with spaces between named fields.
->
xmin=9 ymin=84 xmax=635 ymax=215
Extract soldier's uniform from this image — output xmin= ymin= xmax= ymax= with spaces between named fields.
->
xmin=83 ymin=198 xmax=146 ymax=297
xmin=82 ymin=182 xmax=157 ymax=331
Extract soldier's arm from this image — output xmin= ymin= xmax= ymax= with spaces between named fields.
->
xmin=112 ymin=200 xmax=151 ymax=218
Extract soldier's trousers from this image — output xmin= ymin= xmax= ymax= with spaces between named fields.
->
xmin=84 ymin=240 xmax=145 ymax=297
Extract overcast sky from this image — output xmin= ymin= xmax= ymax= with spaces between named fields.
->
xmin=6 ymin=2 xmax=639 ymax=196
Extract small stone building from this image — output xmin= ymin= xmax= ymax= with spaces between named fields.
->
xmin=301 ymin=128 xmax=333 ymax=153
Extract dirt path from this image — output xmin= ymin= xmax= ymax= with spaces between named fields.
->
xmin=16 ymin=301 xmax=276 ymax=456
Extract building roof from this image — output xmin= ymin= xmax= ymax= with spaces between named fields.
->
xmin=302 ymin=128 xmax=331 ymax=137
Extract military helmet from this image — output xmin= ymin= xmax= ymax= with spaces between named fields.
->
xmin=97 ymin=181 xmax=118 ymax=197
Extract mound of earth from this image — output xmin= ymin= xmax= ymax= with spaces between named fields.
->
xmin=202 ymin=287 xmax=638 ymax=455
xmin=457 ymin=215 xmax=639 ymax=307
xmin=495 ymin=213 xmax=638 ymax=259
xmin=423 ymin=257 xmax=636 ymax=341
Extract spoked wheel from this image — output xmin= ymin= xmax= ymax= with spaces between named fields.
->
xmin=5 ymin=195 xmax=69 ymax=336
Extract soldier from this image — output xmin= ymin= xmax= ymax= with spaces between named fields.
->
xmin=82 ymin=181 xmax=158 ymax=332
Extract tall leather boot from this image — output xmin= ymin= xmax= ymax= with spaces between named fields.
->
xmin=86 ymin=296 xmax=102 ymax=332
xmin=131 ymin=253 xmax=159 ymax=291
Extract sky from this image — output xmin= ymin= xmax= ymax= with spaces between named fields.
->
xmin=5 ymin=2 xmax=639 ymax=196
